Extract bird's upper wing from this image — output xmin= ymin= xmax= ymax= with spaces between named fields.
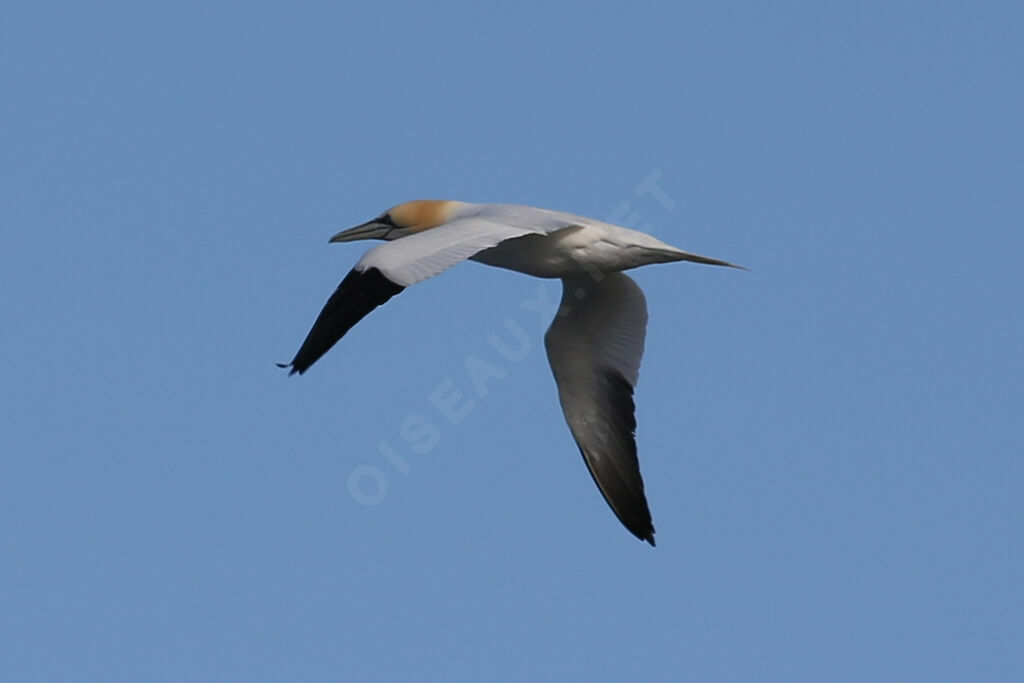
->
xmin=280 ymin=266 xmax=405 ymax=375
xmin=544 ymin=272 xmax=655 ymax=545
xmin=357 ymin=216 xmax=545 ymax=287
xmin=282 ymin=214 xmax=571 ymax=374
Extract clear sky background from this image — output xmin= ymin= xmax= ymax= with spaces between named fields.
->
xmin=2 ymin=2 xmax=1022 ymax=681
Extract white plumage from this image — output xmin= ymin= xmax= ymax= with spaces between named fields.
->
xmin=282 ymin=199 xmax=741 ymax=546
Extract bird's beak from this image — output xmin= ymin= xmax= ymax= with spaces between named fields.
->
xmin=329 ymin=221 xmax=394 ymax=243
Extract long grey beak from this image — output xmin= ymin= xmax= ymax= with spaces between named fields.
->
xmin=328 ymin=221 xmax=394 ymax=243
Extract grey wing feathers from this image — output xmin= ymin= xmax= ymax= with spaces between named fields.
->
xmin=544 ymin=273 xmax=655 ymax=545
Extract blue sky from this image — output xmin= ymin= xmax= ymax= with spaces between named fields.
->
xmin=2 ymin=2 xmax=1022 ymax=681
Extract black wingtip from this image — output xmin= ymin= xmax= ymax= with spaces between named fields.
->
xmin=645 ymin=534 xmax=656 ymax=548
xmin=276 ymin=362 xmax=301 ymax=376
xmin=283 ymin=267 xmax=405 ymax=376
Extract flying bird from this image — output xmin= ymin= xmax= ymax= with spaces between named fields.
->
xmin=280 ymin=200 xmax=741 ymax=545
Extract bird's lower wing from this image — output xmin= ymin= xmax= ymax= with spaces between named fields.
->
xmin=282 ymin=218 xmax=550 ymax=374
xmin=544 ymin=272 xmax=655 ymax=545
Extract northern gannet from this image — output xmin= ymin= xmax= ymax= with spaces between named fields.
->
xmin=280 ymin=200 xmax=741 ymax=546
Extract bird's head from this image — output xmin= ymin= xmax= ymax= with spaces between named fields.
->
xmin=329 ymin=200 xmax=460 ymax=243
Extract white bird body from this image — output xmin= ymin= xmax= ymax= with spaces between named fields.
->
xmin=281 ymin=200 xmax=740 ymax=546
xmin=471 ymin=223 xmax=689 ymax=277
